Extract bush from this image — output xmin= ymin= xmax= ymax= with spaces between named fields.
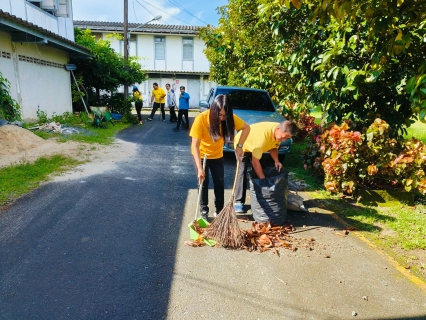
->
xmin=0 ymin=72 xmax=21 ymax=121
xmin=303 ymin=118 xmax=426 ymax=195
xmin=102 ymin=92 xmax=136 ymax=124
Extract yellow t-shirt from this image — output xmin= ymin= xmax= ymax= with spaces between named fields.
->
xmin=190 ymin=110 xmax=245 ymax=159
xmin=234 ymin=122 xmax=280 ymax=159
xmin=152 ymin=88 xmax=166 ymax=103
xmin=133 ymin=91 xmax=142 ymax=101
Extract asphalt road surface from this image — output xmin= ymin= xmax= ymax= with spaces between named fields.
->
xmin=1 ymin=115 xmax=425 ymax=319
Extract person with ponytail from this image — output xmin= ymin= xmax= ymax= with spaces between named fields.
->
xmin=189 ymin=94 xmax=250 ymax=221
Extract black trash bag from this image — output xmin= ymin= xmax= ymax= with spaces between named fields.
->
xmin=248 ymin=167 xmax=288 ymax=225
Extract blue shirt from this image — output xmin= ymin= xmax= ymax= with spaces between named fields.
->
xmin=179 ymin=92 xmax=190 ymax=110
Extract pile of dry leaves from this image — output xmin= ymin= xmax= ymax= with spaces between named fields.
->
xmin=185 ymin=220 xmax=316 ymax=255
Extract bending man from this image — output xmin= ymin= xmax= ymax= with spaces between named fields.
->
xmin=233 ymin=121 xmax=297 ymax=213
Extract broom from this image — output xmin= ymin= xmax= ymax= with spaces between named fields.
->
xmin=203 ymin=159 xmax=244 ymax=249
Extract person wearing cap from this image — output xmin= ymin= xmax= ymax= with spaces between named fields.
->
xmin=132 ymin=85 xmax=143 ymax=125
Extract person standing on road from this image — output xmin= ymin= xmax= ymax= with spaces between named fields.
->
xmin=148 ymin=83 xmax=166 ymax=121
xmin=190 ymin=94 xmax=251 ymax=220
xmin=166 ymin=83 xmax=177 ymax=123
xmin=233 ymin=121 xmax=298 ymax=213
xmin=173 ymin=86 xmax=190 ymax=132
xmin=132 ymin=85 xmax=143 ymax=126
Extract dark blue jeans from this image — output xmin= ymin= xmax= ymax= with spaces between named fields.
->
xmin=200 ymin=157 xmax=224 ymax=214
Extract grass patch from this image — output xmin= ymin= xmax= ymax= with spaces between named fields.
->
xmin=404 ymin=121 xmax=426 ymax=143
xmin=33 ymin=121 xmax=131 ymax=145
xmin=0 ymin=155 xmax=81 ymax=206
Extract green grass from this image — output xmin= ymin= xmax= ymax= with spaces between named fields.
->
xmin=404 ymin=121 xmax=426 ymax=143
xmin=0 ymin=155 xmax=80 ymax=205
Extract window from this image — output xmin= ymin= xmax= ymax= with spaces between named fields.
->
xmin=183 ymin=38 xmax=194 ymax=60
xmin=155 ymin=37 xmax=165 ymax=60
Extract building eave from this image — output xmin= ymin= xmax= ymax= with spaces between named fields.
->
xmin=0 ymin=9 xmax=91 ymax=59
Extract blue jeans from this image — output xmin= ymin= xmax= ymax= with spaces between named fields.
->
xmin=200 ymin=157 xmax=224 ymax=214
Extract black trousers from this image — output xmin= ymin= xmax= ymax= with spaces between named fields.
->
xmin=234 ymin=152 xmax=252 ymax=205
xmin=200 ymin=157 xmax=225 ymax=214
xmin=169 ymin=106 xmax=177 ymax=122
xmin=150 ymin=102 xmax=165 ymax=120
xmin=135 ymin=101 xmax=143 ymax=121
xmin=176 ymin=109 xmax=189 ymax=129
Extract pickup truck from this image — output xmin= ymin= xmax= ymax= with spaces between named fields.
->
xmin=199 ymin=86 xmax=292 ymax=160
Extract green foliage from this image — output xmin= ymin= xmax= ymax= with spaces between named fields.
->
xmin=71 ymin=28 xmax=145 ymax=106
xmin=0 ymin=72 xmax=21 ymax=121
xmin=256 ymin=0 xmax=426 ymax=134
xmin=303 ymin=119 xmax=426 ymax=195
xmin=198 ymin=0 xmax=299 ymax=105
xmin=101 ymin=92 xmax=137 ymax=124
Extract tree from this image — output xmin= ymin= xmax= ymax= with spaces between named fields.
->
xmin=257 ymin=0 xmax=426 ymax=134
xmin=198 ymin=0 xmax=300 ymax=107
xmin=71 ymin=28 xmax=144 ymax=106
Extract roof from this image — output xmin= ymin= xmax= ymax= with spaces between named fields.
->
xmin=145 ymin=69 xmax=209 ymax=75
xmin=0 ymin=9 xmax=91 ymax=59
xmin=74 ymin=21 xmax=202 ymax=35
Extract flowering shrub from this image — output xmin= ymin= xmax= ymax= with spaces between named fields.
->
xmin=303 ymin=118 xmax=426 ymax=195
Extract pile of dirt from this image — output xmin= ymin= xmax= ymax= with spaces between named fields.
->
xmin=0 ymin=124 xmax=45 ymax=155
xmin=0 ymin=124 xmax=136 ymax=170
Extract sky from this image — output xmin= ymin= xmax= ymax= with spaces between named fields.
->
xmin=71 ymin=0 xmax=229 ymax=27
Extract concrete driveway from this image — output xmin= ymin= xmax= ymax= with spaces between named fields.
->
xmin=0 ymin=114 xmax=425 ymax=319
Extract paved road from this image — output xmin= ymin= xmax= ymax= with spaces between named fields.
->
xmin=1 ymin=115 xmax=425 ymax=319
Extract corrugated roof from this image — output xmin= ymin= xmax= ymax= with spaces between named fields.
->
xmin=0 ymin=9 xmax=91 ymax=58
xmin=145 ymin=70 xmax=210 ymax=75
xmin=74 ymin=21 xmax=202 ymax=35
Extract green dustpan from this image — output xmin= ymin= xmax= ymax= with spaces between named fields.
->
xmin=188 ymin=155 xmax=216 ymax=247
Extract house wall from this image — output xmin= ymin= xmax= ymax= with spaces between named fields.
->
xmin=99 ymin=31 xmax=215 ymax=107
xmin=0 ymin=0 xmax=74 ymax=41
xmin=0 ymin=31 xmax=72 ymax=121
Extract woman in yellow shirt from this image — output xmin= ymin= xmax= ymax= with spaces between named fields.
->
xmin=189 ymin=94 xmax=250 ymax=220
xmin=132 ymin=85 xmax=143 ymax=125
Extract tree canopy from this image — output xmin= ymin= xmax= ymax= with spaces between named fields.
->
xmin=200 ymin=0 xmax=426 ymax=133
xmin=71 ymin=28 xmax=145 ymax=104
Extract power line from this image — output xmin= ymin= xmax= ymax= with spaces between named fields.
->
xmin=134 ymin=0 xmax=192 ymax=26
xmin=164 ymin=0 xmax=209 ymax=25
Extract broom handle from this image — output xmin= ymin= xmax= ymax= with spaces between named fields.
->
xmin=195 ymin=154 xmax=207 ymax=220
xmin=230 ymin=157 xmax=241 ymax=199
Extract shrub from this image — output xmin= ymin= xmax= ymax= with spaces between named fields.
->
xmin=303 ymin=118 xmax=426 ymax=195
xmin=0 ymin=72 xmax=21 ymax=121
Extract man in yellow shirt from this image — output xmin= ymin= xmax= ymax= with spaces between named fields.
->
xmin=190 ymin=94 xmax=250 ymax=220
xmin=233 ymin=121 xmax=297 ymax=213
xmin=148 ymin=82 xmax=166 ymax=121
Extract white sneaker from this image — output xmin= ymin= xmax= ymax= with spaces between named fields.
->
xmin=234 ymin=203 xmax=244 ymax=213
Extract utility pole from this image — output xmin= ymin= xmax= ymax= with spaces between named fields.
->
xmin=123 ymin=0 xmax=129 ymax=102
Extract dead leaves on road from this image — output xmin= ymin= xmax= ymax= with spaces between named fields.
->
xmin=185 ymin=221 xmax=318 ymax=255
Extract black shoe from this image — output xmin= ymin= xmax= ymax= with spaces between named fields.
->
xmin=201 ymin=210 xmax=209 ymax=221
xmin=173 ymin=128 xmax=180 ymax=132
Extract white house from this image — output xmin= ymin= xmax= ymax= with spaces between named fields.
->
xmin=0 ymin=0 xmax=91 ymax=121
xmin=73 ymin=21 xmax=216 ymax=108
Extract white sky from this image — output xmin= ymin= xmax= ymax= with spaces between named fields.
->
xmin=71 ymin=0 xmax=228 ymax=27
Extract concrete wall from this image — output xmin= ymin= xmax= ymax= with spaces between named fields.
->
xmin=105 ymin=32 xmax=210 ymax=73
xmin=0 ymin=0 xmax=74 ymax=42
xmin=0 ymin=31 xmax=72 ymax=121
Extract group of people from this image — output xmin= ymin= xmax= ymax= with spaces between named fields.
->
xmin=189 ymin=94 xmax=297 ymax=221
xmin=132 ymin=83 xmax=190 ymax=132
